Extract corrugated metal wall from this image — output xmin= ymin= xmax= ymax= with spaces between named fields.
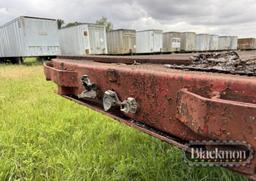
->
xmin=0 ymin=17 xmax=25 ymax=57
xmin=59 ymin=25 xmax=89 ymax=56
xmin=209 ymin=35 xmax=219 ymax=51
xmin=0 ymin=28 xmax=3 ymax=57
xmin=181 ymin=32 xmax=196 ymax=51
xmin=88 ymin=25 xmax=107 ymax=54
xmin=59 ymin=24 xmax=107 ymax=56
xmin=136 ymin=30 xmax=162 ymax=53
xmin=238 ymin=38 xmax=256 ymax=50
xmin=0 ymin=16 xmax=60 ymax=57
xmin=195 ymin=34 xmax=210 ymax=51
xmin=23 ymin=17 xmax=60 ymax=56
xmin=152 ymin=31 xmax=163 ymax=53
xmin=107 ymin=29 xmax=136 ymax=54
xmin=230 ymin=36 xmax=238 ymax=50
xmin=218 ymin=36 xmax=231 ymax=50
xmin=163 ymin=32 xmax=181 ymax=52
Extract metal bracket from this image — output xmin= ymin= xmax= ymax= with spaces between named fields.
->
xmin=120 ymin=97 xmax=137 ymax=114
xmin=78 ymin=75 xmax=97 ymax=99
xmin=103 ymin=90 xmax=137 ymax=114
xmin=103 ymin=90 xmax=121 ymax=111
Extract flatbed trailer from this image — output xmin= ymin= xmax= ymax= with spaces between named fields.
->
xmin=44 ymin=51 xmax=256 ymax=179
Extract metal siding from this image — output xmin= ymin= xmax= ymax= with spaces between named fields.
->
xmin=123 ymin=30 xmax=136 ymax=53
xmin=107 ymin=30 xmax=136 ymax=54
xmin=195 ymin=34 xmax=210 ymax=51
xmin=23 ymin=17 xmax=60 ymax=56
xmin=181 ymin=32 xmax=196 ymax=51
xmin=0 ymin=16 xmax=60 ymax=57
xmin=230 ymin=36 xmax=238 ymax=50
xmin=209 ymin=35 xmax=219 ymax=51
xmin=136 ymin=30 xmax=162 ymax=53
xmin=136 ymin=31 xmax=152 ymax=53
xmin=87 ymin=24 xmax=107 ymax=54
xmin=0 ymin=28 xmax=3 ymax=57
xmin=153 ymin=31 xmax=163 ymax=53
xmin=218 ymin=36 xmax=231 ymax=50
xmin=163 ymin=32 xmax=181 ymax=52
xmin=238 ymin=38 xmax=256 ymax=50
xmin=0 ymin=17 xmax=25 ymax=57
xmin=59 ymin=25 xmax=89 ymax=56
xmin=107 ymin=31 xmax=122 ymax=54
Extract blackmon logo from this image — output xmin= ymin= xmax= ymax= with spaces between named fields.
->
xmin=184 ymin=140 xmax=253 ymax=167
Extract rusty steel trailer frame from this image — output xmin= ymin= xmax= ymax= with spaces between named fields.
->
xmin=44 ymin=54 xmax=256 ymax=179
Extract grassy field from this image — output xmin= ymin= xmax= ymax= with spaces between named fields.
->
xmin=0 ymin=60 xmax=249 ymax=181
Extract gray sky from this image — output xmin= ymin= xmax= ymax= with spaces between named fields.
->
xmin=0 ymin=0 xmax=255 ymax=37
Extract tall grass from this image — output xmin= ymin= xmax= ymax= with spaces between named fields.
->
xmin=0 ymin=63 xmax=249 ymax=181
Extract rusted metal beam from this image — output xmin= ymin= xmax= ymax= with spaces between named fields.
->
xmin=58 ymin=54 xmax=192 ymax=65
xmin=63 ymin=95 xmax=188 ymax=150
xmin=44 ymin=54 xmax=256 ymax=179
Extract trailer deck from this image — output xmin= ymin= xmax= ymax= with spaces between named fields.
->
xmin=44 ymin=51 xmax=256 ymax=179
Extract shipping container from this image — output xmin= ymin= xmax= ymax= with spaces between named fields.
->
xmin=181 ymin=32 xmax=196 ymax=52
xmin=238 ymin=38 xmax=256 ymax=50
xmin=0 ymin=16 xmax=60 ymax=58
xmin=218 ymin=36 xmax=231 ymax=50
xmin=136 ymin=30 xmax=162 ymax=53
xmin=195 ymin=34 xmax=210 ymax=51
xmin=59 ymin=24 xmax=107 ymax=56
xmin=230 ymin=36 xmax=238 ymax=50
xmin=107 ymin=29 xmax=136 ymax=54
xmin=162 ymin=32 xmax=181 ymax=52
xmin=209 ymin=35 xmax=219 ymax=51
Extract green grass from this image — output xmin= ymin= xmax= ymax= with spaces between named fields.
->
xmin=0 ymin=63 xmax=249 ymax=181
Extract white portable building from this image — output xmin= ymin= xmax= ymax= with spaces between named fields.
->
xmin=136 ymin=30 xmax=163 ymax=53
xmin=209 ymin=35 xmax=219 ymax=51
xmin=181 ymin=32 xmax=196 ymax=51
xmin=107 ymin=29 xmax=136 ymax=54
xmin=59 ymin=24 xmax=107 ymax=56
xmin=0 ymin=16 xmax=60 ymax=58
xmin=195 ymin=34 xmax=210 ymax=51
xmin=218 ymin=36 xmax=232 ymax=50
xmin=230 ymin=36 xmax=238 ymax=50
xmin=162 ymin=32 xmax=181 ymax=52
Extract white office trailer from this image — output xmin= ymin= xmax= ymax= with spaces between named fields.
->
xmin=136 ymin=30 xmax=163 ymax=53
xmin=209 ymin=35 xmax=219 ymax=51
xmin=162 ymin=32 xmax=181 ymax=52
xmin=181 ymin=32 xmax=196 ymax=52
xmin=230 ymin=36 xmax=238 ymax=50
xmin=218 ymin=36 xmax=232 ymax=50
xmin=0 ymin=16 xmax=60 ymax=62
xmin=107 ymin=29 xmax=136 ymax=54
xmin=238 ymin=38 xmax=256 ymax=50
xmin=195 ymin=34 xmax=210 ymax=51
xmin=59 ymin=24 xmax=107 ymax=56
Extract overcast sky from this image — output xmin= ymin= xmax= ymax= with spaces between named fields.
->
xmin=0 ymin=0 xmax=255 ymax=37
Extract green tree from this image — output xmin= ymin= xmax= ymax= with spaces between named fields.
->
xmin=96 ymin=17 xmax=113 ymax=31
xmin=57 ymin=19 xmax=64 ymax=29
xmin=64 ymin=22 xmax=83 ymax=28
